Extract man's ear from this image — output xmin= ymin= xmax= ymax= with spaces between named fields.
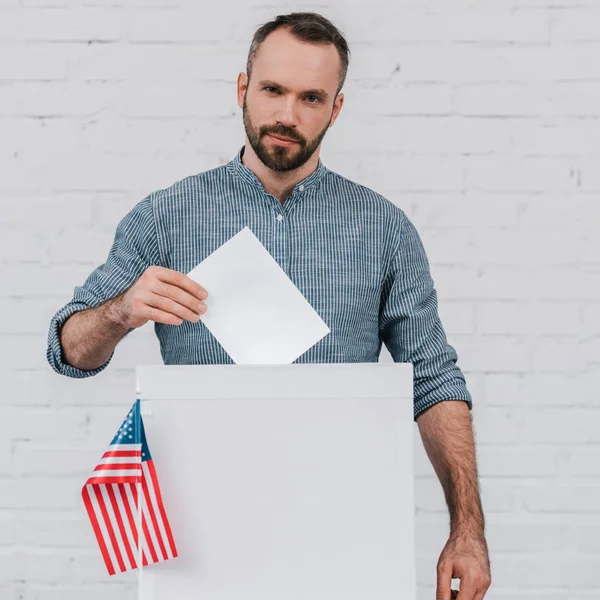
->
xmin=329 ymin=93 xmax=344 ymax=128
xmin=237 ymin=72 xmax=248 ymax=109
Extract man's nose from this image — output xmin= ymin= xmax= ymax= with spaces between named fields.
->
xmin=275 ymin=98 xmax=299 ymax=129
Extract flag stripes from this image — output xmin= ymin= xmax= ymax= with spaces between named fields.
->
xmin=81 ymin=404 xmax=178 ymax=575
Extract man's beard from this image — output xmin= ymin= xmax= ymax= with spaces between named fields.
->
xmin=242 ymin=93 xmax=332 ymax=172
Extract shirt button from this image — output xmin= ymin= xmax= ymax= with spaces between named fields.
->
xmin=299 ymin=185 xmax=305 ymax=192
xmin=276 ymin=214 xmax=284 ymax=221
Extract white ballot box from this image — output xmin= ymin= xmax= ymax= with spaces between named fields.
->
xmin=136 ymin=363 xmax=416 ymax=600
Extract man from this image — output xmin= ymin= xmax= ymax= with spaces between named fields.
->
xmin=46 ymin=12 xmax=491 ymax=600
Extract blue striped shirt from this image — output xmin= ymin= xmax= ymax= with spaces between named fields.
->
xmin=46 ymin=145 xmax=472 ymax=420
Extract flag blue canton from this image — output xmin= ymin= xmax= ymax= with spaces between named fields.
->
xmin=109 ymin=399 xmax=152 ymax=461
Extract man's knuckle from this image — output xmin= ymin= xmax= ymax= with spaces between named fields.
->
xmin=436 ymin=560 xmax=450 ymax=573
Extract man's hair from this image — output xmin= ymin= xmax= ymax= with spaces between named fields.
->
xmin=246 ymin=12 xmax=351 ymax=97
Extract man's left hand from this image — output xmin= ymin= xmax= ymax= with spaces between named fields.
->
xmin=435 ymin=528 xmax=491 ymax=600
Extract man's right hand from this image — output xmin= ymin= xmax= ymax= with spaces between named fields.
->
xmin=114 ymin=266 xmax=208 ymax=329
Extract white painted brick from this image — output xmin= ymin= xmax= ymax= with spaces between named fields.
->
xmin=520 ymin=408 xmax=600 ymax=443
xmin=489 ymin=554 xmax=598 ymax=588
xmin=75 ymin=43 xmax=245 ymax=82
xmin=421 ymin=228 xmax=474 ymax=264
xmin=0 ymin=230 xmax=47 ymax=262
xmin=523 ymin=484 xmax=600 ymax=513
xmin=0 ymin=335 xmax=56 ymax=370
xmin=0 ymin=299 xmax=70 ymax=334
xmin=580 ymin=159 xmax=600 ymax=191
xmin=0 ymin=408 xmax=88 ymax=442
xmin=516 ymin=195 xmax=597 ymax=227
xmin=473 ymin=407 xmax=523 ymax=444
xmin=355 ymin=116 xmax=510 ymax=154
xmin=485 ymin=521 xmax=569 ymax=552
xmin=466 ymin=157 xmax=572 ymax=192
xmin=0 ymin=369 xmax=132 ymax=407
xmin=405 ymin=45 xmax=600 ymax=84
xmin=47 ymin=229 xmax=116 ymax=264
xmin=550 ymin=82 xmax=600 ymax=117
xmin=413 ymin=195 xmax=518 ymax=228
xmin=531 ymin=338 xmax=593 ymax=373
xmin=581 ymin=232 xmax=600 ymax=264
xmin=583 ymin=304 xmax=600 ymax=334
xmin=476 ymin=301 xmax=583 ymax=335
xmin=437 ymin=301 xmax=476 ymax=335
xmin=550 ymin=8 xmax=600 ymax=42
xmin=472 ymin=229 xmax=582 ymax=267
xmin=456 ymin=338 xmax=534 ymax=373
xmin=17 ymin=511 xmax=93 ymax=547
xmin=481 ymin=593 xmax=599 ymax=600
xmin=0 ymin=477 xmax=82 ymax=509
xmin=68 ymin=551 xmax=135 ymax=584
xmin=21 ymin=0 xmax=69 ymax=5
xmin=14 ymin=585 xmax=137 ymax=600
xmin=126 ymin=6 xmax=277 ymax=43
xmin=1 ymin=151 xmax=221 ymax=193
xmin=0 ymin=549 xmax=71 ymax=583
xmin=351 ymin=154 xmax=464 ymax=191
xmin=0 ymin=443 xmax=12 ymax=476
xmin=562 ymin=448 xmax=600 ymax=478
xmin=115 ymin=81 xmax=236 ymax=118
xmin=456 ymin=84 xmax=554 ymax=117
xmin=528 ymin=267 xmax=600 ymax=300
xmin=11 ymin=444 xmax=103 ymax=476
xmin=0 ymin=511 xmax=18 ymax=546
xmin=0 ymin=46 xmax=70 ymax=80
xmin=346 ymin=83 xmax=453 ymax=116
xmin=0 ymin=195 xmax=93 ymax=228
xmin=415 ymin=518 xmax=449 ymax=553
xmin=481 ymin=372 xmax=599 ymax=407
xmin=79 ymin=116 xmax=240 ymax=156
xmin=0 ymin=82 xmax=114 ymax=117
xmin=434 ymin=266 xmax=532 ymax=301
xmin=0 ymin=118 xmax=81 ymax=158
xmin=349 ymin=7 xmax=548 ymax=43
xmin=477 ymin=446 xmax=558 ymax=477
xmin=0 ymin=7 xmax=124 ymax=42
xmin=511 ymin=118 xmax=600 ymax=155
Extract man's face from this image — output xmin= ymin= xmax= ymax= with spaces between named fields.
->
xmin=238 ymin=27 xmax=344 ymax=172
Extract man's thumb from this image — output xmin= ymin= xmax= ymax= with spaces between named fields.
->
xmin=436 ymin=560 xmax=453 ymax=600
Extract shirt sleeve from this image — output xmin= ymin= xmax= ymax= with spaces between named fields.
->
xmin=46 ymin=194 xmax=163 ymax=379
xmin=379 ymin=211 xmax=473 ymax=421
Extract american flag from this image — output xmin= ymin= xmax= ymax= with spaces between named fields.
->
xmin=81 ymin=399 xmax=178 ymax=575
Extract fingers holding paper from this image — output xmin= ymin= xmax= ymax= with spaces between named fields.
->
xmin=116 ymin=265 xmax=208 ymax=328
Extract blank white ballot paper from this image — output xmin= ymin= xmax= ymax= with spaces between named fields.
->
xmin=137 ymin=363 xmax=416 ymax=600
xmin=186 ymin=226 xmax=331 ymax=364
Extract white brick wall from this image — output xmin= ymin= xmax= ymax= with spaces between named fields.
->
xmin=1 ymin=1 xmax=599 ymax=598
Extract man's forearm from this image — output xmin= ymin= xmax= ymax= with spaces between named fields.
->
xmin=59 ymin=295 xmax=130 ymax=371
xmin=417 ymin=400 xmax=485 ymax=535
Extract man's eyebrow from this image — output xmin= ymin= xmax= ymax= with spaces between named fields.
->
xmin=257 ymin=80 xmax=330 ymax=100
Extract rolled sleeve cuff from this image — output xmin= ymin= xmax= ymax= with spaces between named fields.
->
xmin=413 ymin=382 xmax=473 ymax=421
xmin=46 ymin=302 xmax=116 ymax=378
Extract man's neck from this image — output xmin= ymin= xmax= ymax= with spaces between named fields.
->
xmin=240 ymin=142 xmax=319 ymax=205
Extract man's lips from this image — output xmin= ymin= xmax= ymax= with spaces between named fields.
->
xmin=268 ymin=133 xmax=299 ymax=143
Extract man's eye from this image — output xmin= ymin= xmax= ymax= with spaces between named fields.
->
xmin=306 ymin=95 xmax=320 ymax=104
xmin=265 ymin=87 xmax=279 ymax=93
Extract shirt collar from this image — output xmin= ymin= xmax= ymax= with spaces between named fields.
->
xmin=226 ymin=145 xmax=328 ymax=195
